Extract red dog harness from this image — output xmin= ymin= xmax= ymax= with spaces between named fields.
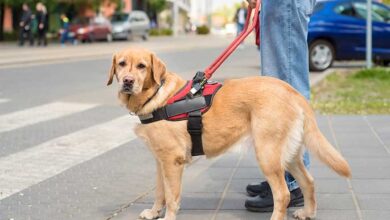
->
xmin=140 ymin=77 xmax=222 ymax=156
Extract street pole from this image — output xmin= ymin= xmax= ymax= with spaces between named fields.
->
xmin=366 ymin=0 xmax=372 ymax=69
xmin=208 ymin=0 xmax=213 ymax=28
xmin=173 ymin=1 xmax=179 ymax=37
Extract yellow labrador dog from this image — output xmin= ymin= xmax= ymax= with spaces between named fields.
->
xmin=107 ymin=48 xmax=351 ymax=220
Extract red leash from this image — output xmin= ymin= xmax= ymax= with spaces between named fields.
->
xmin=204 ymin=1 xmax=261 ymax=79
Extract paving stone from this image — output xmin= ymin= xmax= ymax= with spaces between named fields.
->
xmin=194 ymin=167 xmax=235 ymax=180
xmin=287 ymin=209 xmax=359 ymax=220
xmin=182 ymin=178 xmax=227 ymax=193
xmin=316 ymin=194 xmax=356 ymax=210
xmin=352 ymin=179 xmax=390 ymax=194
xmin=233 ymin=167 xmax=263 ymax=179
xmin=315 ymin=179 xmax=350 ymax=194
xmin=340 ymin=145 xmax=389 ymax=157
xmin=220 ymin=192 xmax=247 ymax=210
xmin=357 ymin=194 xmax=390 ymax=210
xmin=180 ymin=193 xmax=222 ymax=210
xmin=216 ymin=210 xmax=272 ymax=220
xmin=210 ymin=153 xmax=240 ymax=168
xmin=228 ymin=179 xmax=264 ymax=193
xmin=362 ymin=210 xmax=390 ymax=220
xmin=177 ymin=210 xmax=214 ymax=220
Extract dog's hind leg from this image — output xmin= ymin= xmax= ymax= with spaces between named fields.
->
xmin=157 ymin=155 xmax=185 ymax=220
xmin=253 ymin=137 xmax=290 ymax=220
xmin=286 ymin=153 xmax=316 ymax=220
xmin=140 ymin=160 xmax=166 ymax=219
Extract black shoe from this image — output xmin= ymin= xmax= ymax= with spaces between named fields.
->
xmin=245 ymin=188 xmax=304 ymax=212
xmin=246 ymin=181 xmax=271 ymax=197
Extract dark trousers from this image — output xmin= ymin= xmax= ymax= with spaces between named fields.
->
xmin=37 ymin=29 xmax=47 ymax=46
xmin=19 ymin=28 xmax=34 ymax=46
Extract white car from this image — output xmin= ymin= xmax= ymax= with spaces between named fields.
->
xmin=111 ymin=11 xmax=150 ymax=41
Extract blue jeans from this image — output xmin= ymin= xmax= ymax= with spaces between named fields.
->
xmin=61 ymin=30 xmax=69 ymax=44
xmin=260 ymin=0 xmax=316 ymax=191
xmin=237 ymin=22 xmax=244 ymax=36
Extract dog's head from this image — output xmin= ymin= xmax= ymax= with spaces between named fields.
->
xmin=107 ymin=48 xmax=166 ymax=96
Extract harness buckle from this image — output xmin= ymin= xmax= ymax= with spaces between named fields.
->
xmin=188 ymin=71 xmax=207 ymax=98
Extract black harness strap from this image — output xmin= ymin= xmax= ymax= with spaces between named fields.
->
xmin=139 ymin=95 xmax=214 ymax=124
xmin=188 ymin=110 xmax=204 ymax=156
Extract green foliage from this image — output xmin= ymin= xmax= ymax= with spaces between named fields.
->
xmin=312 ymin=68 xmax=390 ymax=114
xmin=3 ymin=30 xmax=16 ymax=41
xmin=196 ymin=25 xmax=210 ymax=35
xmin=149 ymin=28 xmax=172 ymax=36
xmin=148 ymin=0 xmax=167 ymax=13
xmin=353 ymin=68 xmax=390 ymax=80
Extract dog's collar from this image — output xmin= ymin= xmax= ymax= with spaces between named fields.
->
xmin=134 ymin=79 xmax=165 ymax=115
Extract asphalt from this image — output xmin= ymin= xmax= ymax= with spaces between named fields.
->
xmin=0 ymin=35 xmax=388 ymax=220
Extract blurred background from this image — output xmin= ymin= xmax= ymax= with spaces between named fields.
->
xmin=0 ymin=1 xmax=389 ymax=220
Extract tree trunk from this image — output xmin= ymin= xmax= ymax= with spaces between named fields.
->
xmin=0 ymin=2 xmax=4 ymax=41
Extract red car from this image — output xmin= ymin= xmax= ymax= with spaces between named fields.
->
xmin=69 ymin=16 xmax=113 ymax=43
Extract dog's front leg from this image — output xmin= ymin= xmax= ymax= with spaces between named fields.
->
xmin=140 ymin=160 xmax=166 ymax=219
xmin=158 ymin=156 xmax=185 ymax=220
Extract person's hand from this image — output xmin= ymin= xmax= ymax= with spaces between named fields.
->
xmin=19 ymin=22 xmax=24 ymax=27
xmin=39 ymin=23 xmax=44 ymax=29
xmin=247 ymin=0 xmax=257 ymax=8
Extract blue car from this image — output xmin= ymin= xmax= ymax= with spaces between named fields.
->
xmin=308 ymin=0 xmax=390 ymax=71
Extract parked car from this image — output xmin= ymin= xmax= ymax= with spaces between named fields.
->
xmin=111 ymin=11 xmax=150 ymax=41
xmin=308 ymin=0 xmax=390 ymax=71
xmin=69 ymin=16 xmax=112 ymax=43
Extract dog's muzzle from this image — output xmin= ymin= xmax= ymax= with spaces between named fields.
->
xmin=122 ymin=77 xmax=135 ymax=94
xmin=121 ymin=85 xmax=133 ymax=94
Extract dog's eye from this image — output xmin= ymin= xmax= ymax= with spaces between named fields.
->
xmin=137 ymin=63 xmax=146 ymax=69
xmin=118 ymin=61 xmax=126 ymax=67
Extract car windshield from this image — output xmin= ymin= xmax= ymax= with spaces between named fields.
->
xmin=353 ymin=2 xmax=390 ymax=23
xmin=112 ymin=13 xmax=128 ymax=22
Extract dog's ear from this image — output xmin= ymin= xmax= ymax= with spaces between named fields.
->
xmin=107 ymin=55 xmax=117 ymax=86
xmin=151 ymin=53 xmax=166 ymax=85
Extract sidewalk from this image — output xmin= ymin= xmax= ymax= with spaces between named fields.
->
xmin=0 ymin=35 xmax=234 ymax=68
xmin=111 ymin=115 xmax=390 ymax=220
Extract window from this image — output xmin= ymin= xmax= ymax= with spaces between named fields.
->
xmin=334 ymin=3 xmax=356 ymax=17
xmin=334 ymin=2 xmax=390 ymax=23
xmin=373 ymin=4 xmax=390 ymax=23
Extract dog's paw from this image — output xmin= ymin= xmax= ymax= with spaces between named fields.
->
xmin=293 ymin=209 xmax=315 ymax=220
xmin=139 ymin=209 xmax=159 ymax=220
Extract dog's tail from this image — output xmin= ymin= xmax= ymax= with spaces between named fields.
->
xmin=303 ymin=111 xmax=351 ymax=178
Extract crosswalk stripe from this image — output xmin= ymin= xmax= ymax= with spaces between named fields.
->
xmin=0 ymin=102 xmax=97 ymax=133
xmin=0 ymin=99 xmax=10 ymax=104
xmin=0 ymin=115 xmax=139 ymax=200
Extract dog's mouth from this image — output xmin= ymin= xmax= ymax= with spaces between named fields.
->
xmin=121 ymin=86 xmax=133 ymax=95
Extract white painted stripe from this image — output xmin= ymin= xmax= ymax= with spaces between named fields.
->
xmin=0 ymin=102 xmax=97 ymax=133
xmin=0 ymin=115 xmax=139 ymax=200
xmin=0 ymin=99 xmax=10 ymax=104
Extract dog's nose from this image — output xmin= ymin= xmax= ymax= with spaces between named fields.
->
xmin=123 ymin=76 xmax=135 ymax=85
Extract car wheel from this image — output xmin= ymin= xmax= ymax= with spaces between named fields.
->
xmin=309 ymin=40 xmax=335 ymax=72
xmin=88 ymin=35 xmax=94 ymax=43
xmin=106 ymin=33 xmax=113 ymax=42
xmin=142 ymin=31 xmax=149 ymax=41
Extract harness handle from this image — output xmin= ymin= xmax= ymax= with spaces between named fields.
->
xmin=204 ymin=1 xmax=260 ymax=79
